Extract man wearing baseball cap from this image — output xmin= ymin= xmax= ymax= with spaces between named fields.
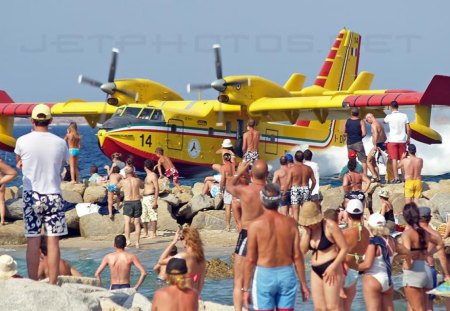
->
xmin=14 ymin=104 xmax=69 ymax=284
xmin=339 ymin=150 xmax=363 ymax=181
xmin=418 ymin=207 xmax=450 ymax=309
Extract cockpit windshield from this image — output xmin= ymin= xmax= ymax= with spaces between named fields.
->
xmin=138 ymin=108 xmax=154 ymax=120
xmin=150 ymin=109 xmax=163 ymax=121
xmin=122 ymin=107 xmax=142 ymax=118
xmin=112 ymin=107 xmax=124 ymax=117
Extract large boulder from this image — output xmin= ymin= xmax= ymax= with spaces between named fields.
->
xmin=191 ymin=210 xmax=236 ymax=230
xmin=123 ymin=292 xmax=152 ymax=310
xmin=62 ymin=189 xmax=84 ymax=204
xmin=4 ymin=186 xmax=20 ymax=201
xmin=321 ymin=187 xmax=345 ymax=211
xmin=83 ymin=186 xmax=107 ymax=203
xmin=178 ymin=194 xmax=215 ymax=219
xmin=0 ymin=220 xmax=26 ymax=245
xmin=65 ymin=208 xmax=80 ymax=230
xmin=431 ymin=192 xmax=450 ymax=221
xmin=5 ymin=198 xmax=23 ymax=220
xmin=79 ymin=213 xmax=127 ymax=238
xmin=61 ymin=182 xmax=86 ymax=197
xmin=158 ymin=177 xmax=170 ymax=194
xmin=192 ymin=182 xmax=204 ymax=196
xmin=159 ymin=193 xmax=181 ymax=207
xmin=176 ymin=191 xmax=193 ymax=205
xmin=157 ymin=199 xmax=179 ymax=231
xmin=0 ymin=278 xmax=101 ymax=311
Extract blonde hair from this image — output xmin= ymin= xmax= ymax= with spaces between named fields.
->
xmin=68 ymin=122 xmax=80 ymax=140
xmin=369 ymin=225 xmax=390 ymax=237
xmin=181 ymin=227 xmax=205 ymax=263
xmin=167 ymin=274 xmax=189 ymax=290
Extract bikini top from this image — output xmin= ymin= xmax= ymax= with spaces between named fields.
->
xmin=344 ymin=172 xmax=362 ymax=191
xmin=309 ymin=220 xmax=335 ymax=260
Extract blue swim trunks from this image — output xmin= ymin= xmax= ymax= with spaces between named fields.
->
xmin=69 ymin=148 xmax=80 ymax=157
xmin=107 ymin=184 xmax=119 ymax=193
xmin=252 ymin=265 xmax=298 ymax=311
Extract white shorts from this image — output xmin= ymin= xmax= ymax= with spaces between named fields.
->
xmin=223 ymin=190 xmax=232 ymax=205
xmin=141 ymin=194 xmax=157 ymax=222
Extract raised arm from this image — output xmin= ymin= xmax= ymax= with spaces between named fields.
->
xmin=132 ymin=255 xmax=147 ymax=289
xmin=0 ymin=160 xmax=18 ymax=185
xmin=226 ymin=161 xmax=250 ymax=197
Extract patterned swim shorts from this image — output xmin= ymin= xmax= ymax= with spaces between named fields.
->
xmin=243 ymin=151 xmax=259 ymax=164
xmin=290 ymin=186 xmax=311 ymax=205
xmin=23 ymin=191 xmax=68 ymax=237
xmin=141 ymin=194 xmax=157 ymax=222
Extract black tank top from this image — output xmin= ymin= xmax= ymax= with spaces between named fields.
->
xmin=345 ymin=118 xmax=362 ymax=145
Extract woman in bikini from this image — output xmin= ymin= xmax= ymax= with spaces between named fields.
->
xmin=357 ymin=213 xmax=396 ymax=311
xmin=300 ymin=201 xmax=348 ymax=310
xmin=378 ymin=189 xmax=395 ymax=233
xmin=398 ymin=203 xmax=444 ymax=311
xmin=64 ymin=122 xmax=81 ymax=183
xmin=0 ymin=159 xmax=18 ymax=225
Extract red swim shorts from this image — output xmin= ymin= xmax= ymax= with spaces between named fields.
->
xmin=386 ymin=142 xmax=406 ymax=160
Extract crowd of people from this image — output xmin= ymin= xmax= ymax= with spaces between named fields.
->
xmin=0 ymin=103 xmax=449 ymax=311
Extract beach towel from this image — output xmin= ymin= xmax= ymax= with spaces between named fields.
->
xmin=76 ymin=203 xmax=101 ymax=217
xmin=427 ymin=280 xmax=450 ymax=297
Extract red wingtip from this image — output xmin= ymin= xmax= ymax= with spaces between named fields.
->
xmin=0 ymin=90 xmax=14 ymax=103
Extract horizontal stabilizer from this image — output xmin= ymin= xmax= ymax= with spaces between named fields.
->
xmin=347 ymin=72 xmax=374 ymax=93
xmin=284 ymin=73 xmax=306 ymax=91
xmin=0 ymin=90 xmax=14 ymax=103
xmin=420 ymin=75 xmax=450 ymax=106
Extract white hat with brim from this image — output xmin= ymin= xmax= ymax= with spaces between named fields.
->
xmin=378 ymin=189 xmax=390 ymax=199
xmin=345 ymin=199 xmax=364 ymax=215
xmin=368 ymin=213 xmax=386 ymax=227
xmin=221 ymin=139 xmax=233 ymax=148
xmin=31 ymin=104 xmax=52 ymax=121
xmin=0 ymin=255 xmax=17 ymax=281
xmin=298 ymin=201 xmax=323 ymax=226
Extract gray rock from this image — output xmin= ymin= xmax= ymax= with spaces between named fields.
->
xmin=214 ymin=196 xmax=224 ymax=210
xmin=321 ymin=187 xmax=344 ymax=210
xmin=61 ymin=182 xmax=87 ymax=197
xmin=157 ymin=199 xmax=179 ymax=231
xmin=0 ymin=278 xmax=101 ymax=311
xmin=79 ymin=213 xmax=127 ymax=238
xmin=62 ymin=189 xmax=84 ymax=203
xmin=176 ymin=191 xmax=193 ymax=205
xmin=5 ymin=198 xmax=23 ymax=220
xmin=431 ymin=192 xmax=450 ymax=220
xmin=4 ymin=186 xmax=20 ymax=201
xmin=178 ymin=194 xmax=215 ymax=219
xmin=192 ymin=182 xmax=204 ymax=196
xmin=159 ymin=193 xmax=181 ymax=207
xmin=58 ymin=276 xmax=101 ymax=287
xmin=123 ymin=292 xmax=152 ymax=310
xmin=83 ymin=185 xmax=107 ymax=203
xmin=108 ymin=288 xmax=137 ymax=306
xmin=0 ymin=220 xmax=26 ymax=245
xmin=158 ymin=177 xmax=170 ymax=194
xmin=99 ymin=299 xmax=129 ymax=311
xmin=65 ymin=208 xmax=80 ymax=230
xmin=191 ymin=210 xmax=236 ymax=230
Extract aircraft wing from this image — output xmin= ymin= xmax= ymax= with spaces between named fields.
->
xmin=157 ymin=100 xmax=240 ymax=118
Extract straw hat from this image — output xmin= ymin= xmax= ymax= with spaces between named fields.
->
xmin=378 ymin=188 xmax=390 ymax=199
xmin=221 ymin=139 xmax=233 ymax=148
xmin=298 ymin=201 xmax=323 ymax=226
xmin=0 ymin=255 xmax=17 ymax=281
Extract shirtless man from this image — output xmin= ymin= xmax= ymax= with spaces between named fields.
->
xmin=226 ymin=160 xmax=268 ymax=311
xmin=243 ymin=183 xmax=310 ymax=310
xmin=107 ymin=166 xmax=122 ymax=219
xmin=418 ymin=207 xmax=450 ymax=310
xmin=141 ymin=160 xmax=159 ymax=238
xmin=399 ymin=144 xmax=423 ymax=204
xmin=242 ymin=119 xmax=260 ymax=164
xmin=119 ymin=167 xmax=144 ymax=248
xmin=152 ymin=258 xmax=198 ymax=311
xmin=288 ymin=150 xmax=316 ymax=222
xmin=219 ymin=153 xmax=235 ymax=231
xmin=341 ymin=199 xmax=370 ymax=311
xmin=95 ymin=234 xmax=147 ymax=290
xmin=272 ymin=155 xmax=292 ymax=216
xmin=365 ymin=113 xmax=387 ymax=182
xmin=38 ymin=238 xmax=81 ymax=280
xmin=155 ymin=147 xmax=182 ymax=192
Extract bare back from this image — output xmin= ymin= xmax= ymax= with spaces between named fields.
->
xmin=160 ymin=155 xmax=175 ymax=170
xmin=272 ymin=166 xmax=291 ymax=191
xmin=144 ymin=171 xmax=158 ymax=195
xmin=237 ymin=183 xmax=265 ymax=229
xmin=221 ymin=162 xmax=235 ymax=186
xmin=401 ymin=156 xmax=423 ymax=180
xmin=243 ymin=129 xmax=260 ymax=153
xmin=343 ymin=171 xmax=363 ymax=192
xmin=152 ymin=285 xmax=198 ymax=311
xmin=290 ymin=163 xmax=313 ymax=187
xmin=121 ymin=176 xmax=142 ymax=201
xmin=371 ymin=120 xmax=387 ymax=144
xmin=65 ymin=133 xmax=80 ymax=149
xmin=251 ymin=212 xmax=298 ymax=267
xmin=343 ymin=222 xmax=370 ymax=270
xmin=107 ymin=251 xmax=134 ymax=285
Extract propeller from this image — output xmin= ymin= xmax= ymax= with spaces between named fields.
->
xmin=78 ymin=48 xmax=137 ymax=100
xmin=187 ymin=44 xmax=249 ymax=126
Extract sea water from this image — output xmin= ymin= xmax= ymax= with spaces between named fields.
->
xmin=0 ymin=246 xmax=422 ymax=310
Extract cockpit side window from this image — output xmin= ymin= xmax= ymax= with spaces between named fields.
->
xmin=113 ymin=107 xmax=125 ymax=117
xmin=150 ymin=110 xmax=163 ymax=121
xmin=122 ymin=107 xmax=142 ymax=118
xmin=138 ymin=108 xmax=154 ymax=120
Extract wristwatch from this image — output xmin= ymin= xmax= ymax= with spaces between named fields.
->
xmin=241 ymin=288 xmax=251 ymax=292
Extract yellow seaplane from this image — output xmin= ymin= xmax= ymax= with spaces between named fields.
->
xmin=0 ymin=29 xmax=449 ymax=176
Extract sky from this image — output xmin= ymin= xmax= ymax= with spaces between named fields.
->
xmin=1 ymin=0 xmax=450 ymax=175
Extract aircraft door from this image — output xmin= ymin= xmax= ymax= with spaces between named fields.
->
xmin=235 ymin=119 xmax=245 ymax=158
xmin=167 ymin=119 xmax=184 ymax=151
xmin=264 ymin=129 xmax=278 ymax=155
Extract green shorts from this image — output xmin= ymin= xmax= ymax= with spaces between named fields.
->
xmin=123 ymin=200 xmax=142 ymax=218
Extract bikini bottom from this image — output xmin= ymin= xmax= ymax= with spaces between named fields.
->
xmin=311 ymin=258 xmax=335 ymax=279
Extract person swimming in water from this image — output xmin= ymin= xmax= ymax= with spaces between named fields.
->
xmin=64 ymin=121 xmax=81 ymax=184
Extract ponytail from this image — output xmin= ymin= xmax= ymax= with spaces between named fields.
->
xmin=404 ymin=203 xmax=427 ymax=249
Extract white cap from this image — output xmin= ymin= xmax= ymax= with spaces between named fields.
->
xmin=221 ymin=139 xmax=233 ymax=148
xmin=368 ymin=213 xmax=386 ymax=227
xmin=345 ymin=199 xmax=363 ymax=215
